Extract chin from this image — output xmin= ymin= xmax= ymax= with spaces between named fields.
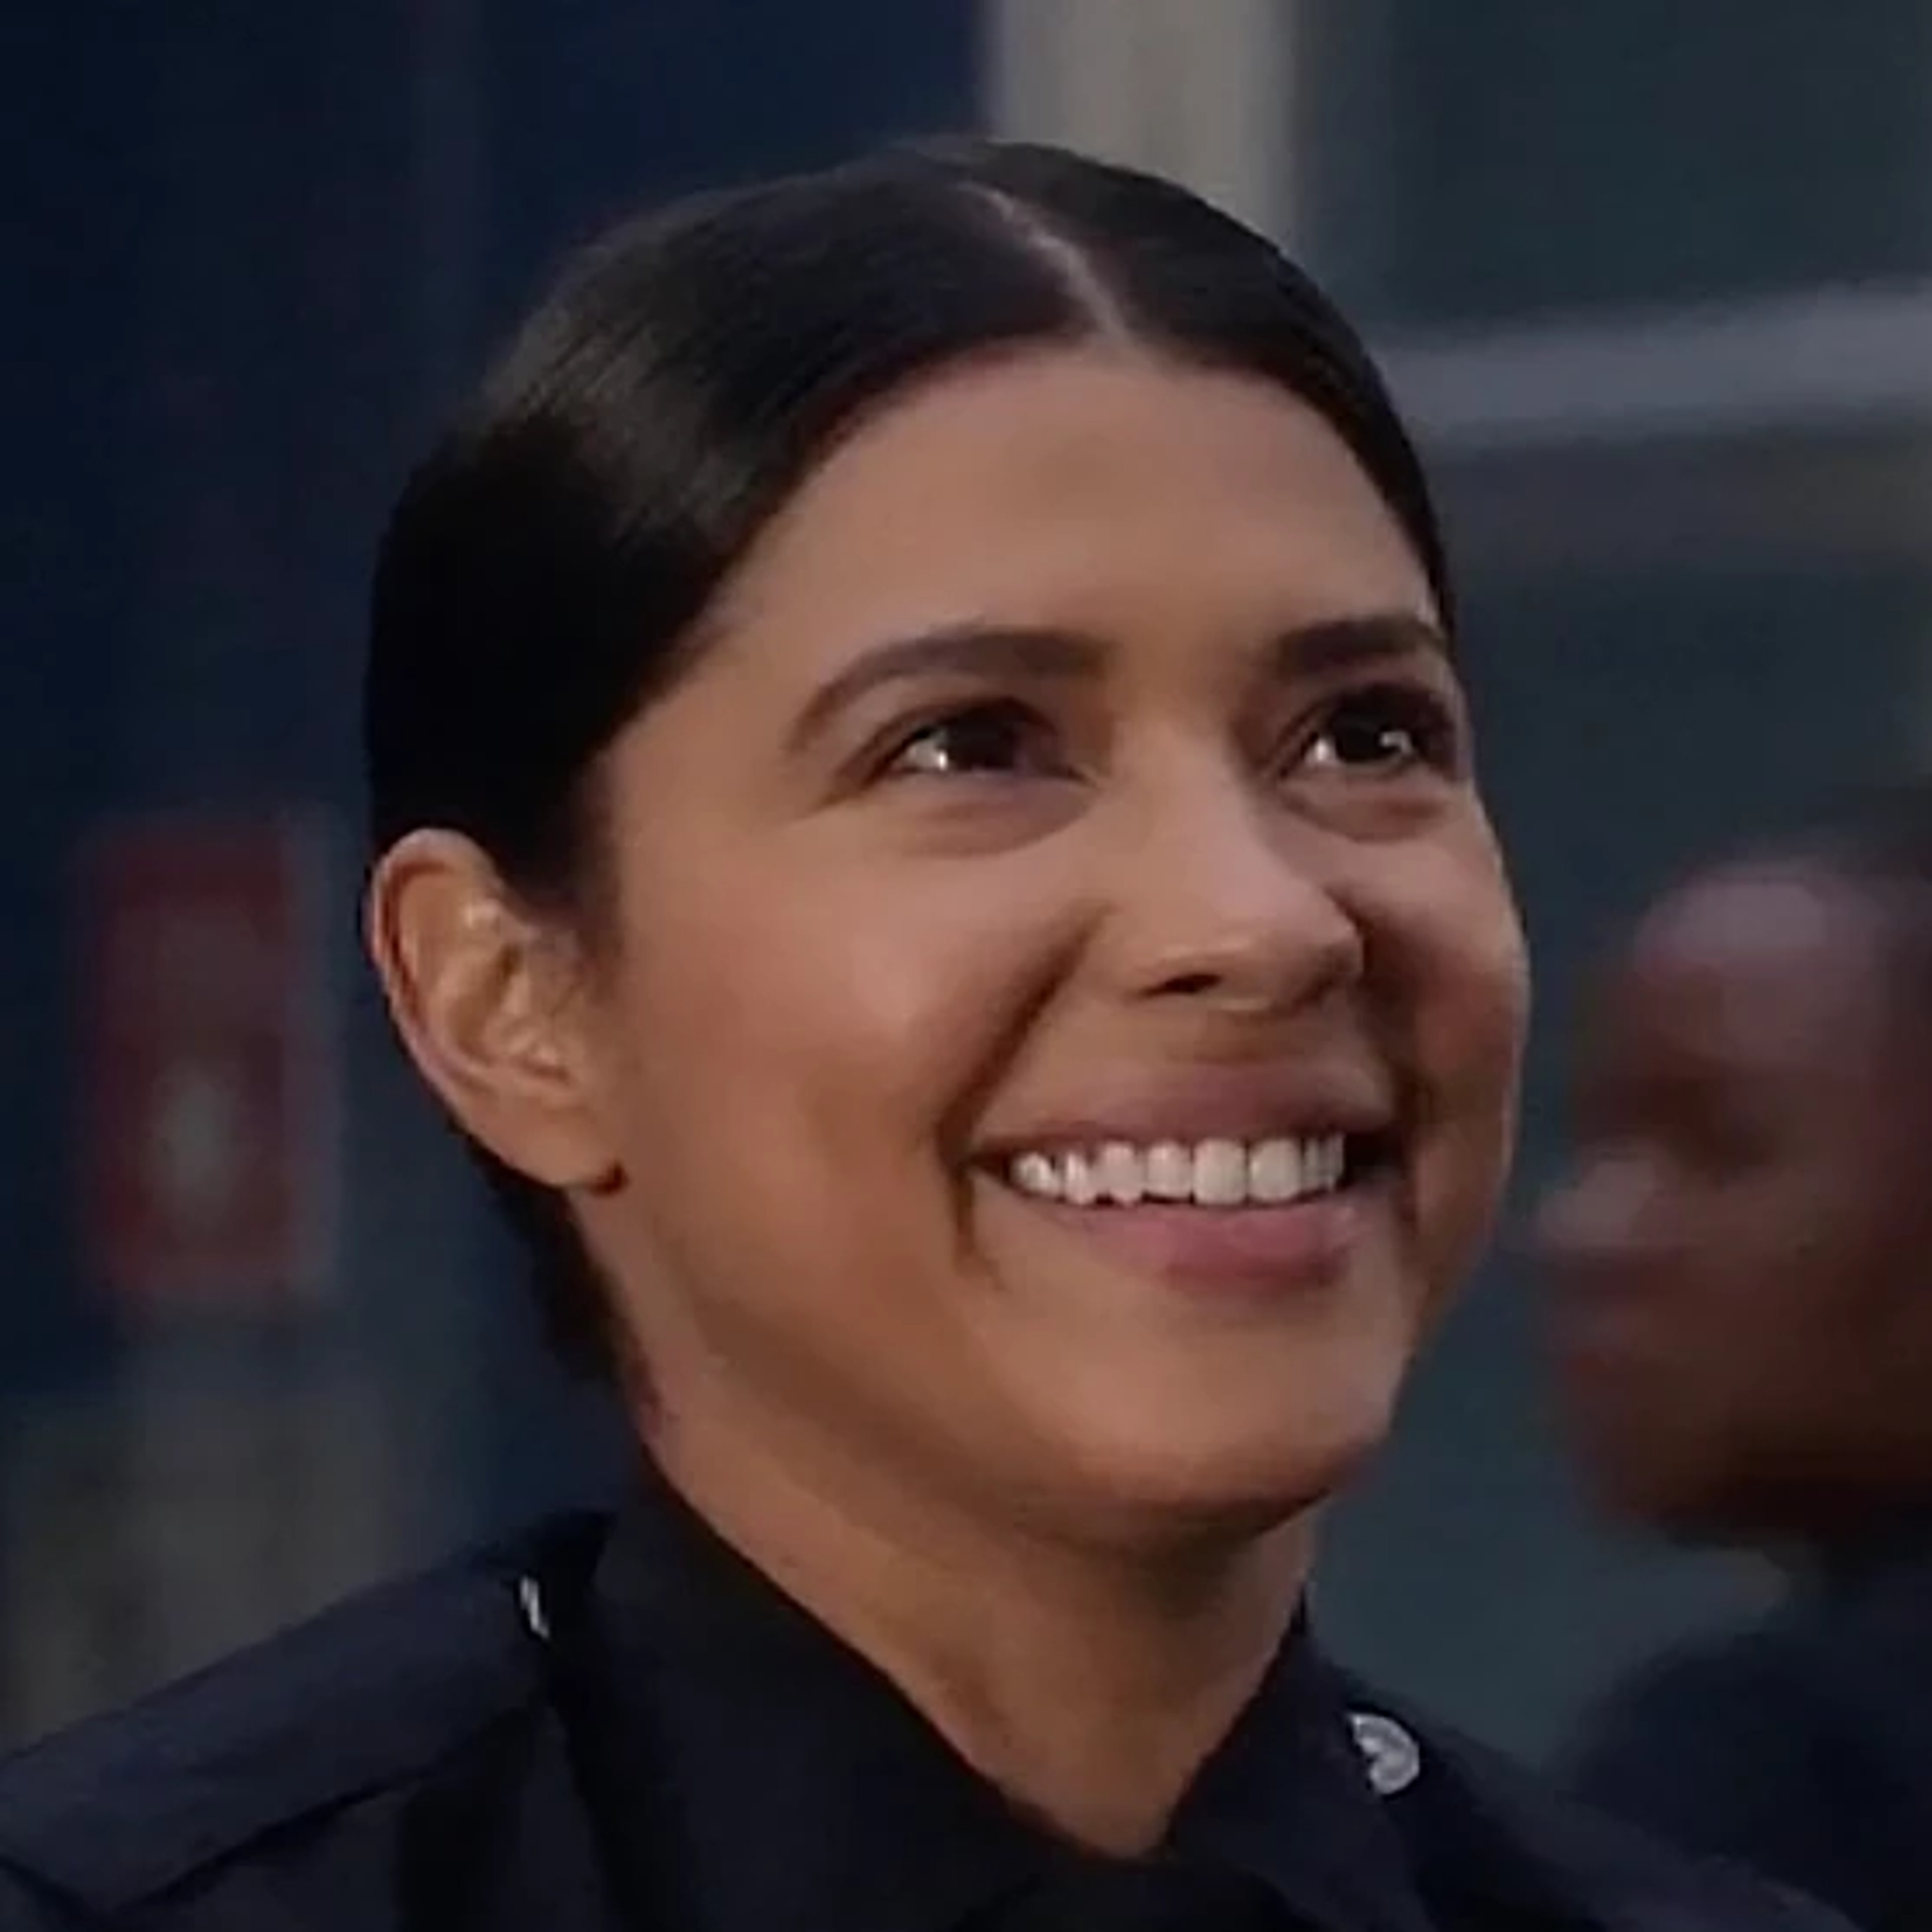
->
xmin=1040 ymin=1375 xmax=1404 ymax=1553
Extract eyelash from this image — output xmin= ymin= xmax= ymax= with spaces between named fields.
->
xmin=873 ymin=681 xmax=1464 ymax=787
xmin=1298 ymin=682 xmax=1465 ymax=780
xmin=876 ymin=698 xmax=1069 ymax=783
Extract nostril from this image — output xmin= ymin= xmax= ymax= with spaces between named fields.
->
xmin=1155 ymin=970 xmax=1222 ymax=998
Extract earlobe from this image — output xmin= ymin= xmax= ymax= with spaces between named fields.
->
xmin=365 ymin=831 xmax=619 ymax=1190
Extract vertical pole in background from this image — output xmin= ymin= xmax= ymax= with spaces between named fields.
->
xmin=982 ymin=0 xmax=1301 ymax=242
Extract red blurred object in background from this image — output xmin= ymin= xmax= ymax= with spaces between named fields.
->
xmin=78 ymin=816 xmax=338 ymax=1311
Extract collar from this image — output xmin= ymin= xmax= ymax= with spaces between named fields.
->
xmin=556 ymin=1470 xmax=1435 ymax=1932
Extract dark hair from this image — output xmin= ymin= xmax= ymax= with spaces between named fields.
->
xmin=363 ymin=137 xmax=1454 ymax=1376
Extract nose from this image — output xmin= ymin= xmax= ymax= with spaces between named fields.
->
xmin=1101 ymin=766 xmax=1365 ymax=1018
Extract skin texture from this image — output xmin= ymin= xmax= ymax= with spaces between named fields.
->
xmin=1537 ymin=859 xmax=1932 ymax=1546
xmin=370 ymin=346 xmax=1528 ymax=1847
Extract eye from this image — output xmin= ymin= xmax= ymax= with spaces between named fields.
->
xmin=880 ymin=699 xmax=1069 ymax=782
xmin=1299 ymin=682 xmax=1463 ymax=779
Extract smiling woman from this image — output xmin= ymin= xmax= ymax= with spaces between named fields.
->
xmin=0 ymin=141 xmax=1845 ymax=1932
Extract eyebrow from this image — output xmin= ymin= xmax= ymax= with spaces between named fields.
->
xmin=1272 ymin=611 xmax=1449 ymax=679
xmin=788 ymin=609 xmax=1448 ymax=753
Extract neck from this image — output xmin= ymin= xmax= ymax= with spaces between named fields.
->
xmin=648 ymin=1407 xmax=1312 ymax=1855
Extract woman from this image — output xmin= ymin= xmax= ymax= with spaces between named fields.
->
xmin=0 ymin=140 xmax=1842 ymax=1929
xmin=1540 ymin=797 xmax=1932 ymax=1929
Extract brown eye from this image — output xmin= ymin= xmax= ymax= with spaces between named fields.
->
xmin=882 ymin=700 xmax=1068 ymax=781
xmin=1301 ymin=683 xmax=1462 ymax=779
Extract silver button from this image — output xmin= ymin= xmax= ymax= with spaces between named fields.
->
xmin=516 ymin=1574 xmax=551 ymax=1643
xmin=1348 ymin=1710 xmax=1421 ymax=1796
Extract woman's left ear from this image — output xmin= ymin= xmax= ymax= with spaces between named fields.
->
xmin=365 ymin=829 xmax=620 ymax=1191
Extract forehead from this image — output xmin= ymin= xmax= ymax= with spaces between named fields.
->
xmin=1599 ymin=865 xmax=1891 ymax=1082
xmin=707 ymin=346 xmax=1435 ymax=669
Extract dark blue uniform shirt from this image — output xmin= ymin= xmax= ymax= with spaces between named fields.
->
xmin=0 ymin=1468 xmax=1854 ymax=1928
xmin=1568 ymin=1533 xmax=1932 ymax=1932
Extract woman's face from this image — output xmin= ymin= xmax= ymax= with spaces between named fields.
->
xmin=503 ymin=349 xmax=1523 ymax=1540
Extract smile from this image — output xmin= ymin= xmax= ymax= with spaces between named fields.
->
xmin=1004 ymin=1135 xmax=1349 ymax=1210
xmin=982 ymin=1126 xmax=1390 ymax=1291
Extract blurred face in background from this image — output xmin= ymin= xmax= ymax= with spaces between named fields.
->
xmin=1537 ymin=861 xmax=1932 ymax=1545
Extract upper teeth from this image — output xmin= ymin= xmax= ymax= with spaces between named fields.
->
xmin=1005 ymin=1136 xmax=1347 ymax=1208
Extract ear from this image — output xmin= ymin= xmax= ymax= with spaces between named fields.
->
xmin=365 ymin=830 xmax=618 ymax=1191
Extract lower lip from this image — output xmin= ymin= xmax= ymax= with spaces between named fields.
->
xmin=992 ymin=1178 xmax=1372 ymax=1293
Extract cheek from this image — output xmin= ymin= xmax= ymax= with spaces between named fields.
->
xmin=579 ymin=850 xmax=1074 ymax=1401
xmin=1370 ymin=833 xmax=1530 ymax=1264
xmin=588 ymin=844 xmax=1105 ymax=1415
xmin=606 ymin=852 xmax=1076 ymax=1213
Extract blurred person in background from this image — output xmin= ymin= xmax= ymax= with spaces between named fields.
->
xmin=1539 ymin=791 xmax=1932 ymax=1932
xmin=0 ymin=141 xmax=1843 ymax=1929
